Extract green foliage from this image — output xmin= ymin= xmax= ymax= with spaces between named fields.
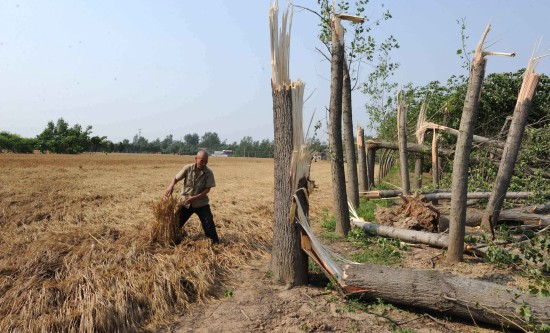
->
xmin=347 ymin=228 xmax=406 ymax=265
xmin=355 ymin=198 xmax=393 ymax=222
xmin=0 ymin=131 xmax=36 ymax=153
xmin=315 ymin=0 xmax=399 ymax=133
xmin=320 ymin=208 xmax=337 ymax=231
xmin=35 ymin=118 xmax=102 ymax=154
xmin=224 ymin=288 xmax=234 ymax=298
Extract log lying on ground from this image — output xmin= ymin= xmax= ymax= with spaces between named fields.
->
xmin=351 ymin=219 xmax=448 ymax=247
xmin=424 ymin=191 xmax=536 ymax=201
xmin=365 ymin=140 xmax=453 ymax=157
xmin=341 ymin=262 xmax=550 ymax=329
xmin=359 ymin=190 xmax=403 ymax=198
xmin=351 ymin=219 xmax=483 ymax=256
xmin=439 ymin=210 xmax=550 ymax=229
xmin=359 ymin=189 xmax=452 ymax=198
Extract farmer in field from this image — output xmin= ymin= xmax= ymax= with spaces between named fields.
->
xmin=165 ymin=150 xmax=220 ymax=244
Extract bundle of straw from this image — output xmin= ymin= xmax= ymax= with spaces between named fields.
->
xmin=150 ymin=196 xmax=181 ymax=246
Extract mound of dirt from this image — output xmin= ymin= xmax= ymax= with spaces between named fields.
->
xmin=375 ymin=194 xmax=439 ymax=232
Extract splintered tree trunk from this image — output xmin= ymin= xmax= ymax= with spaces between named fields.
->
xmin=342 ymin=263 xmax=550 ymax=329
xmin=357 ymin=126 xmax=368 ymax=192
xmin=329 ymin=16 xmax=350 ymax=236
xmin=343 ymin=61 xmax=359 ymax=209
xmin=269 ymin=1 xmax=307 ymax=285
xmin=397 ymin=97 xmax=410 ymax=195
xmin=481 ymin=63 xmax=540 ymax=232
xmin=448 ymin=25 xmax=490 ymax=263
xmin=271 ymin=85 xmax=306 ymax=284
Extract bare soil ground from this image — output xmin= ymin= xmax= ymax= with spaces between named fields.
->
xmin=0 ymin=154 xmax=526 ymax=332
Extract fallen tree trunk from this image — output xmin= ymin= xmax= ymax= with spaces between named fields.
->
xmin=341 ymin=262 xmax=550 ymax=329
xmin=425 ymin=191 xmax=536 ymax=201
xmin=359 ymin=190 xmax=403 ymax=198
xmin=351 ymin=219 xmax=448 ymax=247
xmin=365 ymin=140 xmax=453 ymax=157
xmin=439 ymin=210 xmax=550 ymax=228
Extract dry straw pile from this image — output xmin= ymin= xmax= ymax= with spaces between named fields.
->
xmin=0 ymin=154 xmax=296 ymax=332
xmin=150 ymin=196 xmax=181 ymax=246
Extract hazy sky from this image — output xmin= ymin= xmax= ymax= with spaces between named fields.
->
xmin=1 ymin=1 xmax=549 ymax=144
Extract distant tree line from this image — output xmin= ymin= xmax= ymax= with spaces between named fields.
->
xmin=0 ymin=118 xmax=328 ymax=157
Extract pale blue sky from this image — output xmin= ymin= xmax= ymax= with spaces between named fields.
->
xmin=1 ymin=1 xmax=548 ymax=144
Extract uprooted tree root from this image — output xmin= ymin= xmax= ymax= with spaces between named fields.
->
xmin=375 ymin=193 xmax=439 ymax=232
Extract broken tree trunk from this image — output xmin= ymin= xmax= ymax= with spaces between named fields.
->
xmin=440 ymin=210 xmax=550 ymax=228
xmin=359 ymin=190 xmax=403 ymax=198
xmin=425 ymin=191 xmax=535 ymax=201
xmin=481 ymin=56 xmax=541 ymax=232
xmin=329 ymin=13 xmax=350 ymax=236
xmin=414 ymin=100 xmax=428 ymax=189
xmin=343 ymin=60 xmax=359 ymax=209
xmin=341 ymin=262 xmax=550 ymax=329
xmin=448 ymin=23 xmax=491 ymax=263
xmin=357 ymin=126 xmax=368 ymax=192
xmin=366 ymin=140 xmax=454 ymax=157
xmin=269 ymin=1 xmax=308 ymax=285
xmin=417 ymin=122 xmax=506 ymax=149
xmin=351 ymin=219 xmax=448 ymax=247
xmin=397 ymin=94 xmax=410 ymax=195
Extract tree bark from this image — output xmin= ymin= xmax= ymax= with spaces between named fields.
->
xmin=431 ymin=130 xmax=439 ymax=187
xmin=329 ymin=16 xmax=350 ymax=236
xmin=397 ymin=97 xmax=410 ymax=195
xmin=341 ymin=263 xmax=550 ymax=329
xmin=271 ymin=84 xmax=307 ymax=285
xmin=426 ymin=191 xmax=535 ymax=201
xmin=343 ymin=61 xmax=359 ymax=209
xmin=481 ymin=64 xmax=540 ymax=232
xmin=351 ymin=219 xmax=448 ymax=247
xmin=448 ymin=25 xmax=489 ymax=263
xmin=269 ymin=2 xmax=308 ymax=285
xmin=440 ymin=209 xmax=550 ymax=228
xmin=359 ymin=190 xmax=403 ymax=198
xmin=366 ymin=140 xmax=454 ymax=157
xmin=366 ymin=147 xmax=375 ymax=189
xmin=414 ymin=156 xmax=423 ymax=189
xmin=357 ymin=127 xmax=368 ymax=192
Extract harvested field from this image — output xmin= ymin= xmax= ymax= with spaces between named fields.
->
xmin=0 ymin=154 xmax=292 ymax=332
xmin=0 ymin=153 xmax=527 ymax=332
xmin=0 ymin=153 xmax=339 ymax=332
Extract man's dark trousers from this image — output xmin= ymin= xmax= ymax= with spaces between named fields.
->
xmin=178 ymin=204 xmax=220 ymax=244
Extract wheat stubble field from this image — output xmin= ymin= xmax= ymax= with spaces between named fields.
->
xmin=0 ymin=153 xmax=334 ymax=332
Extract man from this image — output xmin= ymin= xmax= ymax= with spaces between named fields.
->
xmin=165 ymin=150 xmax=220 ymax=244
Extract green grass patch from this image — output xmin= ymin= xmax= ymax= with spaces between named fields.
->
xmin=320 ymin=208 xmax=336 ymax=231
xmin=347 ymin=228 xmax=406 ymax=265
xmin=355 ymin=197 xmax=393 ymax=221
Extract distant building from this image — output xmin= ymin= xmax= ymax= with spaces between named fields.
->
xmin=312 ymin=151 xmax=327 ymax=162
xmin=212 ymin=150 xmax=233 ymax=157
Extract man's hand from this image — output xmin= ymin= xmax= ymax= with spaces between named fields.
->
xmin=165 ymin=179 xmax=177 ymax=197
xmin=183 ymin=196 xmax=195 ymax=205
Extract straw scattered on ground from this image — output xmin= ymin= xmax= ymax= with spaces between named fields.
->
xmin=0 ymin=154 xmax=273 ymax=332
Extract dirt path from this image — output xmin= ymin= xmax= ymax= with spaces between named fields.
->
xmin=166 ymin=254 xmax=500 ymax=333
xmin=169 ymin=257 xmax=395 ymax=333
